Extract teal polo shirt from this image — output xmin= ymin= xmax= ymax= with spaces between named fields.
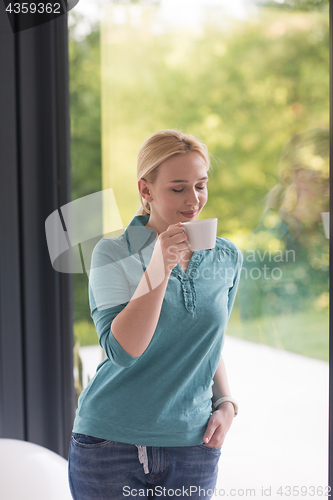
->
xmin=73 ymin=215 xmax=243 ymax=446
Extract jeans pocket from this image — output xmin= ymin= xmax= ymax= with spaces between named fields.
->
xmin=198 ymin=443 xmax=222 ymax=453
xmin=71 ymin=432 xmax=111 ymax=448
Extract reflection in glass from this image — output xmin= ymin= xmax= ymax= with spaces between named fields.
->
xmin=238 ymin=129 xmax=329 ymax=360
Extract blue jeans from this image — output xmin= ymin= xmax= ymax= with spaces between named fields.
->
xmin=68 ymin=433 xmax=221 ymax=499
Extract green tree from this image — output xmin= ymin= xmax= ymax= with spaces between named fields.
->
xmin=69 ymin=14 xmax=102 ymax=325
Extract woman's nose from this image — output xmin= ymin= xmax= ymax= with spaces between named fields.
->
xmin=186 ymin=189 xmax=200 ymax=206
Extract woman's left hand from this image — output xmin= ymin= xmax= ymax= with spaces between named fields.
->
xmin=202 ymin=402 xmax=235 ymax=448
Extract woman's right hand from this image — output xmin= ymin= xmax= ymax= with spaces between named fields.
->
xmin=149 ymin=222 xmax=190 ymax=277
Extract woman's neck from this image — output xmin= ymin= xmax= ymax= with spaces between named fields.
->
xmin=144 ymin=214 xmax=169 ymax=235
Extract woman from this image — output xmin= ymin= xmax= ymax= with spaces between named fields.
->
xmin=68 ymin=129 xmax=242 ymax=499
xmin=238 ymin=128 xmax=329 ymax=322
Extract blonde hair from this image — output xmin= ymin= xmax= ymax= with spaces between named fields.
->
xmin=135 ymin=129 xmax=210 ymax=216
xmin=264 ymin=128 xmax=329 ymax=213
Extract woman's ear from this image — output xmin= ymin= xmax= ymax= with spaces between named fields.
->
xmin=138 ymin=179 xmax=153 ymax=202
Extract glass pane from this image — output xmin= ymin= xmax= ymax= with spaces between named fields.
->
xmin=69 ymin=0 xmax=329 ymax=495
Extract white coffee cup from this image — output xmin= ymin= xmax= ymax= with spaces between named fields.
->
xmin=182 ymin=218 xmax=218 ymax=251
xmin=321 ymin=212 xmax=329 ymax=239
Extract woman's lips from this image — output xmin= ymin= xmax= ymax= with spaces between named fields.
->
xmin=181 ymin=211 xmax=197 ymax=218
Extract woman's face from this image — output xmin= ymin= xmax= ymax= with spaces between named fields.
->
xmin=139 ymin=152 xmax=209 ymax=234
xmin=294 ymin=168 xmax=329 ymax=215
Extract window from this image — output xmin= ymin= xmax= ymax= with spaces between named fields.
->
xmin=69 ymin=0 xmax=329 ymax=490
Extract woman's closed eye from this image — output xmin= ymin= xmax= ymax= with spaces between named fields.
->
xmin=173 ymin=186 xmax=206 ymax=193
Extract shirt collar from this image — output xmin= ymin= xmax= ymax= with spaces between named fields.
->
xmin=124 ymin=215 xmax=158 ymax=255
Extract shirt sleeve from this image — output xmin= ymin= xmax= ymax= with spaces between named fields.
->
xmin=227 ymin=247 xmax=243 ymax=319
xmin=88 ymin=238 xmax=140 ymax=368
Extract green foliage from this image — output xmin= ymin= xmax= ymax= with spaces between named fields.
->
xmin=74 ymin=320 xmax=99 ymax=346
xmin=69 ymin=13 xmax=102 ymax=201
xmin=227 ymin=305 xmax=329 ymax=361
xmin=258 ymin=0 xmax=328 ymax=12
xmin=69 ymin=14 xmax=103 ymax=323
xmin=69 ymin=5 xmax=329 ymax=358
